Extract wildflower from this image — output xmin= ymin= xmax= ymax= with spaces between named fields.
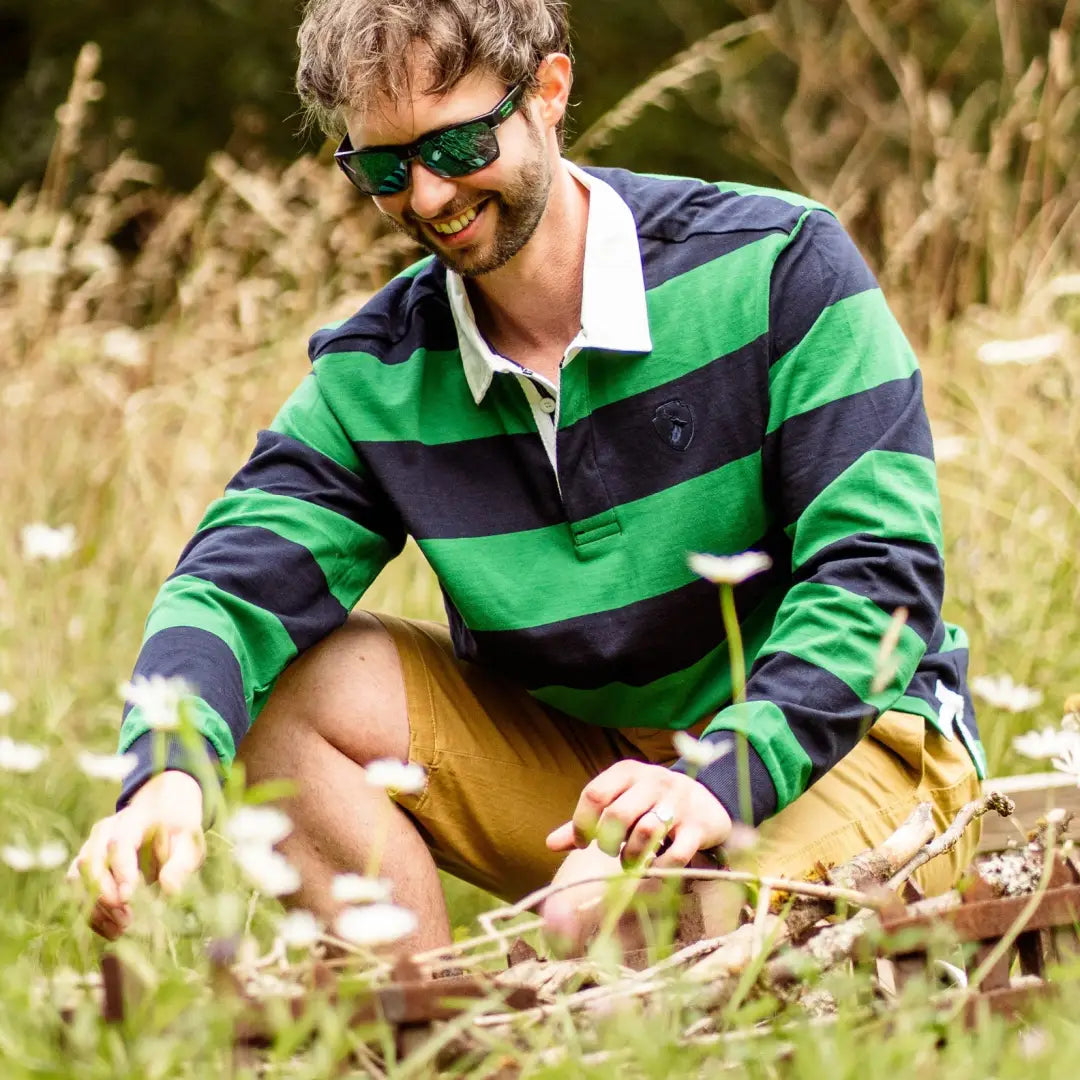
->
xmin=1012 ymin=726 xmax=1077 ymax=760
xmin=0 ymin=736 xmax=46 ymax=773
xmin=672 ymin=731 xmax=732 ymax=768
xmin=278 ymin=910 xmax=321 ymax=949
xmin=224 ymin=806 xmax=293 ymax=849
xmin=119 ymin=674 xmax=195 ymax=731
xmin=972 ymin=674 xmax=1043 ymax=713
xmin=233 ymin=846 xmax=301 ymax=897
xmin=332 ymin=873 xmax=392 ymax=905
xmin=101 ymin=327 xmax=146 ymax=368
xmin=21 ymin=523 xmax=77 ymax=562
xmin=933 ymin=435 xmax=969 ymax=463
xmin=688 ymin=551 xmax=772 ymax=586
xmin=977 ymin=332 xmax=1066 ymax=366
xmin=364 ymin=759 xmax=426 ymax=794
xmin=77 ymin=751 xmax=137 ymax=782
xmin=1 ymin=841 xmax=68 ymax=871
xmin=334 ymin=903 xmax=418 ymax=947
xmin=0 ymin=690 xmax=14 ymax=717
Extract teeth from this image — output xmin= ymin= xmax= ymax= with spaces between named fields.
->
xmin=433 ymin=205 xmax=480 ymax=235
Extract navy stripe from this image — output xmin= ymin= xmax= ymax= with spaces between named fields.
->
xmin=674 ymin=739 xmax=778 ymax=826
xmin=122 ymin=625 xmax=250 ymax=751
xmin=309 ymin=262 xmax=457 ymax=364
xmin=559 ymin=337 xmax=768 ymax=521
xmin=764 ymin=372 xmax=934 ymax=525
xmin=362 ymin=430 xmax=561 ymax=539
xmin=794 ymin=533 xmax=944 ymax=645
xmin=228 ymin=430 xmax=406 ymax=552
xmin=903 ymin=647 xmax=980 ymax=744
xmin=170 ymin=526 xmax=349 ymax=652
xmin=769 ymin=209 xmax=879 ymax=365
xmin=450 ymin=527 xmax=792 ymax=690
xmin=360 ymin=338 xmax=769 ymax=540
xmin=747 ymin=651 xmax=877 ymax=784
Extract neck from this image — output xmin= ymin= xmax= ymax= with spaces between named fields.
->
xmin=466 ymin=159 xmax=589 ymax=367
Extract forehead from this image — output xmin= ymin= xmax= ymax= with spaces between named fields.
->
xmin=346 ymin=65 xmax=508 ymax=148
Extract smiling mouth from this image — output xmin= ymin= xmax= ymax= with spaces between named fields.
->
xmin=429 ymin=199 xmax=489 ymax=237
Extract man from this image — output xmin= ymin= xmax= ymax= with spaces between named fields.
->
xmin=73 ymin=0 xmax=986 ymax=949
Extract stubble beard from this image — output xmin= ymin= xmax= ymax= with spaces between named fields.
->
xmin=386 ymin=131 xmax=553 ymax=278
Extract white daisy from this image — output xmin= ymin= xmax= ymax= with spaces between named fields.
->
xmin=688 ymin=551 xmax=773 ymax=586
xmin=278 ymin=909 xmax=321 ymax=949
xmin=1 ymin=845 xmax=36 ymax=871
xmin=0 ymin=690 xmax=15 ymax=718
xmin=35 ymin=842 xmax=68 ymax=870
xmin=224 ymin=806 xmax=293 ymax=849
xmin=233 ymin=846 xmax=301 ymax=897
xmin=1 ymin=842 xmax=67 ymax=871
xmin=334 ymin=903 xmax=417 ymax=947
xmin=76 ymin=751 xmax=137 ymax=782
xmin=972 ymin=674 xmax=1044 ymax=713
xmin=672 ymin=731 xmax=732 ymax=768
xmin=331 ymin=873 xmax=391 ymax=905
xmin=1012 ymin=726 xmax=1080 ymax=761
xmin=20 ymin=523 xmax=77 ymax=562
xmin=0 ymin=736 xmax=46 ymax=773
xmin=364 ymin=759 xmax=426 ymax=794
xmin=119 ymin=674 xmax=195 ymax=731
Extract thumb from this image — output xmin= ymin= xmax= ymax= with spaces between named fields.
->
xmin=545 ymin=821 xmax=577 ymax=852
xmin=156 ymin=829 xmax=205 ymax=896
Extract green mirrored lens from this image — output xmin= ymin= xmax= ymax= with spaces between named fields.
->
xmin=421 ymin=122 xmax=498 ymax=177
xmin=351 ymin=151 xmax=408 ymax=195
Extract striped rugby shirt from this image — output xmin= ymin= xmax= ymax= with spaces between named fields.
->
xmin=118 ymin=164 xmax=986 ymax=825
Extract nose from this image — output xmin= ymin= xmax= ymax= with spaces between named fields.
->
xmin=406 ymin=161 xmax=461 ymax=220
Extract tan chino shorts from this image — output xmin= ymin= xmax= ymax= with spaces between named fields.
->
xmin=374 ymin=613 xmax=982 ymax=902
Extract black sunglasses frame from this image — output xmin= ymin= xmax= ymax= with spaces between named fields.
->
xmin=334 ymin=82 xmax=527 ymax=196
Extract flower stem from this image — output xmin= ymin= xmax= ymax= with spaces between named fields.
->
xmin=720 ymin=583 xmax=753 ymax=825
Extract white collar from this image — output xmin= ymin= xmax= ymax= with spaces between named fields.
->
xmin=446 ymin=160 xmax=653 ymax=404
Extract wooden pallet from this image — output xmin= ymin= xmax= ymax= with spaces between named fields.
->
xmin=980 ymin=774 xmax=1080 ymax=852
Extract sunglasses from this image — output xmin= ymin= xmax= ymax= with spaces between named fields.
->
xmin=334 ymin=83 xmax=526 ymax=197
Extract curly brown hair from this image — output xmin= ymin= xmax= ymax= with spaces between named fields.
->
xmin=296 ymin=0 xmax=571 ymax=138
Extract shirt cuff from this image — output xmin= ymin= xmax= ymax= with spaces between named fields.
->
xmin=116 ymin=730 xmax=223 ymax=818
xmin=672 ymin=732 xmax=779 ymax=826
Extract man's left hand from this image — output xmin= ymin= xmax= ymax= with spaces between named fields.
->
xmin=545 ymin=761 xmax=733 ymax=868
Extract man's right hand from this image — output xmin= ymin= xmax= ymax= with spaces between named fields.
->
xmin=68 ymin=770 xmax=206 ymax=939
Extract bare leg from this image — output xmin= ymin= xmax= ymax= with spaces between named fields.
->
xmin=237 ymin=612 xmax=451 ymax=953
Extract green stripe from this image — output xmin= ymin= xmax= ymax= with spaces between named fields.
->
xmin=789 ymin=450 xmax=944 ymax=564
xmin=420 ymin=452 xmax=766 ymax=631
xmin=270 ymin=375 xmax=362 ymax=471
xmin=701 ymin=699 xmax=813 ymax=812
xmin=119 ymin=697 xmax=236 ymax=765
xmin=531 ymin=595 xmax=781 ymax=726
xmin=767 ymin=290 xmax=917 ymax=434
xmin=142 ymin=575 xmax=296 ymax=715
xmin=759 ymin=581 xmax=927 ymax=709
xmin=566 ymin=239 xmax=780 ymax=423
xmin=198 ymin=489 xmax=392 ymax=607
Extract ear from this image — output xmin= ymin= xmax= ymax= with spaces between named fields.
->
xmin=532 ymin=52 xmax=573 ymax=133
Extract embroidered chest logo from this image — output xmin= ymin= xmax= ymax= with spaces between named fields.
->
xmin=652 ymin=400 xmax=695 ymax=452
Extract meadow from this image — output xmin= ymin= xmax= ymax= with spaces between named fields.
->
xmin=1 ymin=5 xmax=1079 ymax=1075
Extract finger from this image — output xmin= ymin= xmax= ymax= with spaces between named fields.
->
xmin=106 ymin=835 xmax=143 ymax=903
xmin=595 ymin=785 xmax=663 ymax=858
xmin=621 ymin=806 xmax=677 ymax=867
xmin=545 ymin=821 xmax=578 ymax=852
xmin=90 ymin=898 xmax=128 ymax=940
xmin=571 ymin=763 xmax=642 ymax=847
xmin=157 ymin=830 xmax=204 ymax=895
xmin=654 ymin=825 xmax=703 ymax=869
xmin=78 ymin=839 xmax=123 ymax=907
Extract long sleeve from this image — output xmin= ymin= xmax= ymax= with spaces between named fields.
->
xmin=679 ymin=210 xmax=945 ymax=825
xmin=116 ymin=373 xmax=406 ymax=806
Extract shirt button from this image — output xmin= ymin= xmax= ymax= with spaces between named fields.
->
xmin=539 ymin=397 xmax=556 ymax=414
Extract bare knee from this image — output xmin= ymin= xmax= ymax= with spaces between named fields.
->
xmin=237 ymin=611 xmax=409 ymax=780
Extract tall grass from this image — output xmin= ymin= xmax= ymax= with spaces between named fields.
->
xmin=0 ymin=15 xmax=1078 ymax=1077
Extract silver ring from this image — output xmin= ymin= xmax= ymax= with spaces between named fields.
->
xmin=649 ymin=804 xmax=676 ymax=828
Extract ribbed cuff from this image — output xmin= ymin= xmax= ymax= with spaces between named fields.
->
xmin=117 ymin=731 xmax=222 ymax=818
xmin=672 ymin=732 xmax=778 ymax=826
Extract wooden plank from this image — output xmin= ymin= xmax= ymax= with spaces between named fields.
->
xmin=979 ymin=773 xmax=1080 ymax=852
